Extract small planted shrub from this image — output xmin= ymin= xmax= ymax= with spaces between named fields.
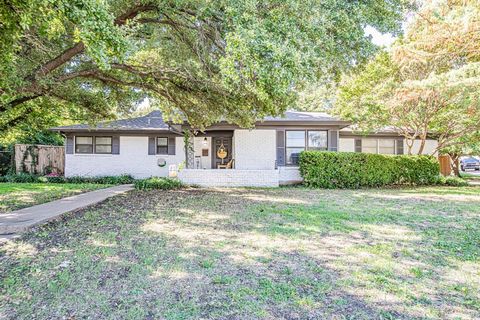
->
xmin=134 ymin=177 xmax=184 ymax=190
xmin=443 ymin=176 xmax=468 ymax=187
xmin=4 ymin=172 xmax=40 ymax=183
xmin=0 ymin=173 xmax=135 ymax=184
xmin=299 ymin=151 xmax=440 ymax=189
xmin=64 ymin=174 xmax=135 ymax=184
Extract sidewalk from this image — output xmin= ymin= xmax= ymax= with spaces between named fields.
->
xmin=0 ymin=184 xmax=133 ymax=238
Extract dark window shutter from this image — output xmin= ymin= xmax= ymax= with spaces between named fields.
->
xmin=148 ymin=137 xmax=156 ymax=155
xmin=396 ymin=139 xmax=404 ymax=155
xmin=66 ymin=136 xmax=74 ymax=154
xmin=112 ymin=136 xmax=120 ymax=154
xmin=168 ymin=137 xmax=176 ymax=155
xmin=354 ymin=139 xmax=362 ymax=152
xmin=329 ymin=130 xmax=338 ymax=151
xmin=276 ymin=130 xmax=285 ymax=166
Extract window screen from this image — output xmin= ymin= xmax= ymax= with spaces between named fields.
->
xmin=157 ymin=137 xmax=168 ymax=155
xmin=286 ymin=131 xmax=305 ymax=165
xmin=75 ymin=137 xmax=93 ymax=154
xmin=307 ymin=131 xmax=328 ymax=150
xmin=378 ymin=139 xmax=395 ymax=154
xmin=362 ymin=139 xmax=378 ymax=154
xmin=95 ymin=137 xmax=112 ymax=154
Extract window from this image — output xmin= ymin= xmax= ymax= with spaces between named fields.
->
xmin=396 ymin=140 xmax=404 ymax=155
xmin=157 ymin=137 xmax=168 ymax=155
xmin=358 ymin=138 xmax=401 ymax=154
xmin=95 ymin=137 xmax=112 ymax=154
xmin=75 ymin=137 xmax=93 ymax=154
xmin=378 ymin=139 xmax=395 ymax=154
xmin=286 ymin=131 xmax=305 ymax=165
xmin=285 ymin=130 xmax=328 ymax=165
xmin=354 ymin=139 xmax=362 ymax=152
xmin=362 ymin=139 xmax=378 ymax=154
xmin=308 ymin=131 xmax=328 ymax=150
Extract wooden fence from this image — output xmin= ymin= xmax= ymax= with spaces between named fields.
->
xmin=438 ymin=154 xmax=452 ymax=176
xmin=15 ymin=144 xmax=65 ymax=175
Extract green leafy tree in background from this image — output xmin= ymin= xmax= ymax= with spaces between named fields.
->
xmin=335 ymin=0 xmax=480 ymax=158
xmin=1 ymin=0 xmax=408 ymax=140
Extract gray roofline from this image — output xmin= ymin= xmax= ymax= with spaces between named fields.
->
xmin=50 ymin=127 xmax=173 ymax=133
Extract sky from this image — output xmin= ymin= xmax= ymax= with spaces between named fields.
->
xmin=364 ymin=26 xmax=397 ymax=47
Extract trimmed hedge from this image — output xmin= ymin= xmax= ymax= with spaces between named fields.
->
xmin=299 ymin=151 xmax=440 ymax=189
xmin=0 ymin=173 xmax=135 ymax=184
xmin=134 ymin=177 xmax=184 ymax=190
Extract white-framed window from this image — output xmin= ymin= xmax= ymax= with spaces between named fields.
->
xmin=75 ymin=136 xmax=93 ymax=154
xmin=286 ymin=130 xmax=328 ymax=165
xmin=379 ymin=139 xmax=395 ymax=155
xmin=308 ymin=131 xmax=328 ymax=151
xmin=355 ymin=138 xmax=403 ymax=155
xmin=157 ymin=137 xmax=169 ymax=155
xmin=362 ymin=139 xmax=378 ymax=154
xmin=75 ymin=136 xmax=112 ymax=154
xmin=95 ymin=137 xmax=112 ymax=154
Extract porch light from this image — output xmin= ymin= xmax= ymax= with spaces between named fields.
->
xmin=202 ymin=137 xmax=208 ymax=147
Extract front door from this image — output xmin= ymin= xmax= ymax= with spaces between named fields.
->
xmin=212 ymin=137 xmax=232 ymax=169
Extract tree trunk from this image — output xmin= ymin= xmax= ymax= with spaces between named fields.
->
xmin=406 ymin=139 xmax=414 ymax=155
xmin=449 ymin=153 xmax=460 ymax=177
xmin=417 ymin=134 xmax=427 ymax=155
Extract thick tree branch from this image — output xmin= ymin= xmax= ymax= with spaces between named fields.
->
xmin=23 ymin=4 xmax=158 ymax=85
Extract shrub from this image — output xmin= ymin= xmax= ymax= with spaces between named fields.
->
xmin=444 ymin=176 xmax=468 ymax=187
xmin=3 ymin=172 xmax=40 ymax=183
xmin=134 ymin=177 xmax=184 ymax=190
xmin=64 ymin=174 xmax=135 ymax=184
xmin=299 ymin=151 xmax=440 ymax=189
xmin=0 ymin=173 xmax=135 ymax=184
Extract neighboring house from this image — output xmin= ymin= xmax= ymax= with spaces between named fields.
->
xmin=51 ymin=110 xmax=438 ymax=187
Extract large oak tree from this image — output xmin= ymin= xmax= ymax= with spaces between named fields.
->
xmin=1 ymin=0 xmax=408 ymax=136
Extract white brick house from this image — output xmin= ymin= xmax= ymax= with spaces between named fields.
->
xmin=51 ymin=111 xmax=438 ymax=187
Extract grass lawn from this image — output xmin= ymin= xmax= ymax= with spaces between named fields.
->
xmin=461 ymin=172 xmax=480 ymax=180
xmin=1 ymin=186 xmax=479 ymax=319
xmin=0 ymin=183 xmax=110 ymax=213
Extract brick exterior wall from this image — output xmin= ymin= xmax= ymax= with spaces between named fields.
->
xmin=65 ymin=136 xmax=185 ymax=178
xmin=178 ymin=169 xmax=280 ymax=187
xmin=233 ymin=129 xmax=276 ymax=170
xmin=278 ymin=167 xmax=303 ymax=185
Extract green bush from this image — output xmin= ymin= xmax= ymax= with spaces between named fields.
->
xmin=3 ymin=172 xmax=40 ymax=183
xmin=62 ymin=175 xmax=134 ymax=184
xmin=134 ymin=177 xmax=184 ymax=190
xmin=443 ymin=176 xmax=468 ymax=187
xmin=0 ymin=173 xmax=135 ymax=184
xmin=299 ymin=151 xmax=440 ymax=189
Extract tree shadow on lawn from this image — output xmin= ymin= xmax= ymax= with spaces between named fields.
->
xmin=1 ymin=187 xmax=479 ymax=319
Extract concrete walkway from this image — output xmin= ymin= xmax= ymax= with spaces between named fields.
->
xmin=0 ymin=184 xmax=133 ymax=238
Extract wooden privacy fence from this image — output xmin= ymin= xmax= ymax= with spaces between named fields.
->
xmin=438 ymin=154 xmax=452 ymax=176
xmin=15 ymin=144 xmax=65 ymax=175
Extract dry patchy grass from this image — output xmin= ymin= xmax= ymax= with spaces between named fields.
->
xmin=0 ymin=183 xmax=110 ymax=213
xmin=1 ymin=186 xmax=479 ymax=319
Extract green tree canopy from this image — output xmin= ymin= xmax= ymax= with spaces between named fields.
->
xmin=335 ymin=0 xmax=480 ymax=156
xmin=0 ymin=0 xmax=408 ymax=137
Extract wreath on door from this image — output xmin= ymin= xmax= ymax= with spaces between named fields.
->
xmin=217 ymin=143 xmax=227 ymax=164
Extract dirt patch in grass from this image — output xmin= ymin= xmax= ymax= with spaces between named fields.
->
xmin=1 ymin=186 xmax=479 ymax=319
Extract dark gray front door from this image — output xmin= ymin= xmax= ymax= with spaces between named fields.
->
xmin=212 ymin=137 xmax=232 ymax=168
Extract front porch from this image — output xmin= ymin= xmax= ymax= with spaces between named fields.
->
xmin=186 ymin=131 xmax=235 ymax=170
xmin=179 ymin=128 xmax=288 ymax=187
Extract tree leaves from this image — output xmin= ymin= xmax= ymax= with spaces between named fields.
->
xmin=1 ymin=0 xmax=407 ymax=136
xmin=335 ymin=0 xmax=480 ymax=155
